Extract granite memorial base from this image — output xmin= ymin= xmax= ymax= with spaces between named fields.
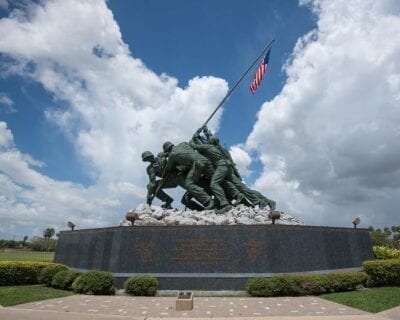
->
xmin=54 ymin=225 xmax=373 ymax=290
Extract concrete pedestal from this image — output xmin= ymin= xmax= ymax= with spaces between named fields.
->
xmin=175 ymin=291 xmax=193 ymax=310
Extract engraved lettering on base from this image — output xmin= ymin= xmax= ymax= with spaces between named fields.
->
xmin=136 ymin=240 xmax=155 ymax=263
xmin=246 ymin=240 xmax=262 ymax=262
xmin=171 ymin=238 xmax=231 ymax=264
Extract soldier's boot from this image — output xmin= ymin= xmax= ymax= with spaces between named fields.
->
xmin=217 ymin=204 xmax=232 ymax=215
xmin=161 ymin=197 xmax=173 ymax=209
xmin=258 ymin=201 xmax=267 ymax=210
xmin=235 ymin=193 xmax=254 ymax=207
xmin=268 ymin=199 xmax=276 ymax=210
xmin=233 ymin=193 xmax=244 ymax=206
xmin=259 ymin=199 xmax=276 ymax=211
xmin=205 ymin=198 xmax=216 ymax=210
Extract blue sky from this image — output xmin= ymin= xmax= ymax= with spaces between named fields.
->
xmin=1 ymin=0 xmax=315 ymax=186
xmin=0 ymin=0 xmax=399 ymax=239
xmin=108 ymin=0 xmax=315 ymax=147
xmin=114 ymin=0 xmax=315 ymax=186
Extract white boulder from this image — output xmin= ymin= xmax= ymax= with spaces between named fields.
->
xmin=124 ymin=203 xmax=304 ymax=226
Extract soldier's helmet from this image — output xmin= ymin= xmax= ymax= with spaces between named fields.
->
xmin=141 ymin=151 xmax=154 ymax=161
xmin=163 ymin=141 xmax=174 ymax=153
xmin=209 ymin=136 xmax=220 ymax=146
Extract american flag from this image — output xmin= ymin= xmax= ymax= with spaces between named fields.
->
xmin=250 ymin=48 xmax=271 ymax=94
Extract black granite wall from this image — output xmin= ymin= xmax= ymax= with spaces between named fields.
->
xmin=54 ymin=225 xmax=373 ymax=290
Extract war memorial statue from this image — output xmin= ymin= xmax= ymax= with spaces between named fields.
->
xmin=142 ymin=126 xmax=276 ymax=215
xmin=125 ymin=39 xmax=304 ymax=226
xmin=55 ymin=39 xmax=374 ymax=291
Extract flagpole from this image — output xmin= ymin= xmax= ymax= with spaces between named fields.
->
xmin=200 ymin=39 xmax=275 ymax=130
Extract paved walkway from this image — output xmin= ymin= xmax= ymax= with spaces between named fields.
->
xmin=376 ymin=306 xmax=400 ymax=320
xmin=0 ymin=295 xmax=398 ymax=320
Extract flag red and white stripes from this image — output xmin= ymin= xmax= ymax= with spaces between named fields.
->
xmin=250 ymin=48 xmax=271 ymax=94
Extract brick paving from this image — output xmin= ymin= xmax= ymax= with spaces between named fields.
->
xmin=13 ymin=295 xmax=369 ymax=318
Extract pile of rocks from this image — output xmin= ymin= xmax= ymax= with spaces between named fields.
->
xmin=121 ymin=204 xmax=304 ymax=226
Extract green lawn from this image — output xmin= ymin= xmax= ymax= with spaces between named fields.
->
xmin=321 ymin=287 xmax=400 ymax=313
xmin=0 ymin=285 xmax=74 ymax=306
xmin=0 ymin=251 xmax=54 ymax=262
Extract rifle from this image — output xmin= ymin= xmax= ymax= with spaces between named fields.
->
xmin=148 ymin=166 xmax=168 ymax=204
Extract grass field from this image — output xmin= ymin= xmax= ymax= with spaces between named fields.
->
xmin=0 ymin=250 xmax=54 ymax=262
xmin=0 ymin=285 xmax=74 ymax=306
xmin=321 ymin=287 xmax=400 ymax=313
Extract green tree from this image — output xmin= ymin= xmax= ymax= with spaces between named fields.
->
xmin=369 ymin=225 xmax=400 ymax=248
xmin=43 ymin=228 xmax=55 ymax=239
xmin=391 ymin=226 xmax=400 ymax=242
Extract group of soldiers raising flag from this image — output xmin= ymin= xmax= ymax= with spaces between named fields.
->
xmin=142 ymin=126 xmax=276 ymax=215
xmin=142 ymin=39 xmax=276 ymax=214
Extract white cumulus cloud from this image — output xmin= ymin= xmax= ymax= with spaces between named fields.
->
xmin=0 ymin=92 xmax=16 ymax=113
xmin=0 ymin=121 xmax=13 ymax=148
xmin=0 ymin=121 xmax=121 ymax=237
xmin=229 ymin=145 xmax=252 ymax=178
xmin=0 ymin=0 xmax=228 ymax=238
xmin=246 ymin=0 xmax=400 ymax=227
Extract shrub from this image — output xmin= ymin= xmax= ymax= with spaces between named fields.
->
xmin=246 ymin=272 xmax=368 ymax=297
xmin=363 ymin=259 xmax=400 ymax=286
xmin=246 ymin=277 xmax=279 ymax=297
xmin=124 ymin=275 xmax=158 ymax=296
xmin=51 ymin=270 xmax=81 ymax=290
xmin=0 ymin=261 xmax=54 ymax=285
xmin=373 ymin=246 xmax=400 ymax=259
xmin=246 ymin=275 xmax=324 ymax=296
xmin=38 ymin=264 xmax=69 ymax=286
xmin=322 ymin=272 xmax=367 ymax=292
xmin=72 ymin=270 xmax=115 ymax=295
xmin=296 ymin=275 xmax=328 ymax=295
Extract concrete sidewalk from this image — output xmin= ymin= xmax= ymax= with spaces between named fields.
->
xmin=0 ymin=308 xmax=393 ymax=320
xmin=0 ymin=295 xmax=398 ymax=320
xmin=376 ymin=306 xmax=400 ymax=319
xmin=3 ymin=295 xmax=369 ymax=318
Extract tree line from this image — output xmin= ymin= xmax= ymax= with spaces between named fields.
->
xmin=0 ymin=227 xmax=57 ymax=251
xmin=368 ymin=225 xmax=400 ymax=248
